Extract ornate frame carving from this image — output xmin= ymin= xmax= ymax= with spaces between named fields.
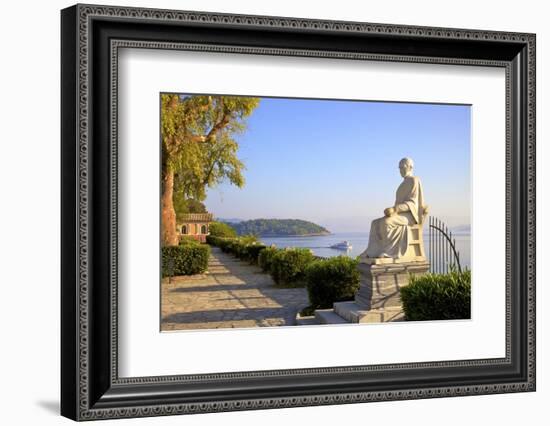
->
xmin=61 ymin=4 xmax=535 ymax=421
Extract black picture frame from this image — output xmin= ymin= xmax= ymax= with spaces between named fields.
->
xmin=61 ymin=3 xmax=536 ymax=421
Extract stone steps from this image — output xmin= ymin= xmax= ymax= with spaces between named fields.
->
xmin=296 ymin=259 xmax=429 ymax=326
xmin=295 ymin=315 xmax=318 ymax=326
xmin=314 ymin=309 xmax=349 ymax=325
xmin=297 ymin=305 xmax=405 ymax=325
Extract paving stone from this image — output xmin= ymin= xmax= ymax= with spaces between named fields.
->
xmin=161 ymin=247 xmax=309 ymax=331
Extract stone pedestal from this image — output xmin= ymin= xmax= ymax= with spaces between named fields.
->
xmin=314 ymin=259 xmax=430 ymax=325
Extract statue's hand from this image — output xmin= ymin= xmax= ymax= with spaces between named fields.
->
xmin=384 ymin=207 xmax=396 ymax=217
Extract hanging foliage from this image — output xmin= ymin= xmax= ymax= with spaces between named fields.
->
xmin=160 ymin=94 xmax=260 ymax=246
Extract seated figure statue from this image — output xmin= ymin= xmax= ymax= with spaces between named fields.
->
xmin=361 ymin=157 xmax=429 ymax=261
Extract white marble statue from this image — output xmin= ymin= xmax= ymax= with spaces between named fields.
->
xmin=362 ymin=157 xmax=428 ymax=260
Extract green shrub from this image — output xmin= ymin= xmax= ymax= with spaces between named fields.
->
xmin=219 ymin=238 xmax=235 ymax=253
xmin=208 ymin=221 xmax=237 ymax=238
xmin=217 ymin=238 xmax=233 ymax=252
xmin=179 ymin=236 xmax=200 ymax=245
xmin=400 ymin=269 xmax=471 ymax=321
xmin=270 ymin=248 xmax=315 ymax=287
xmin=245 ymin=244 xmax=267 ymax=264
xmin=232 ymin=236 xmax=258 ymax=260
xmin=205 ymin=235 xmax=223 ymax=246
xmin=208 ymin=235 xmax=255 ymax=256
xmin=237 ymin=235 xmax=259 ymax=245
xmin=299 ymin=305 xmax=316 ymax=317
xmin=161 ymin=244 xmax=210 ymax=277
xmin=258 ymin=246 xmax=278 ymax=272
xmin=305 ymin=256 xmax=360 ymax=309
xmin=223 ymin=239 xmax=240 ymax=256
xmin=232 ymin=240 xmax=250 ymax=260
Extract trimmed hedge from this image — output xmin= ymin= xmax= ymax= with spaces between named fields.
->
xmin=206 ymin=235 xmax=234 ymax=253
xmin=305 ymin=256 xmax=361 ymax=309
xmin=209 ymin=236 xmax=362 ymax=297
xmin=270 ymin=248 xmax=315 ymax=287
xmin=207 ymin=235 xmax=265 ymax=263
xmin=400 ymin=269 xmax=471 ymax=321
xmin=179 ymin=236 xmax=200 ymax=245
xmin=205 ymin=234 xmax=224 ymax=246
xmin=245 ymin=243 xmax=267 ymax=263
xmin=258 ymin=246 xmax=278 ymax=272
xmin=161 ymin=244 xmax=210 ymax=277
xmin=226 ymin=239 xmax=244 ymax=256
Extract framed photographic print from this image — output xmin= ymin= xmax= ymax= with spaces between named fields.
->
xmin=61 ymin=3 xmax=536 ymax=421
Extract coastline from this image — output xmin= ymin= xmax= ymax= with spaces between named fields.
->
xmin=252 ymin=232 xmax=332 ymax=238
xmin=258 ymin=232 xmax=471 ymax=268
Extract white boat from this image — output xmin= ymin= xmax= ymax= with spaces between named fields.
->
xmin=330 ymin=241 xmax=352 ymax=250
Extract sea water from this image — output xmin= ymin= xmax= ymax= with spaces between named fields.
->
xmin=260 ymin=232 xmax=471 ymax=269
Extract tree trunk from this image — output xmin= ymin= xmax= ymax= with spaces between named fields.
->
xmin=161 ymin=168 xmax=179 ymax=246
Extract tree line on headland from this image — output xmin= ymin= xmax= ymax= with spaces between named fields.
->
xmin=227 ymin=219 xmax=330 ymax=237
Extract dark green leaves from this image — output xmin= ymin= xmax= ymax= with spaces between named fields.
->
xmin=305 ymin=257 xmax=360 ymax=309
xmin=400 ymin=269 xmax=471 ymax=321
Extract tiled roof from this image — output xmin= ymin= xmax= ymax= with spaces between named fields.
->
xmin=179 ymin=213 xmax=213 ymax=222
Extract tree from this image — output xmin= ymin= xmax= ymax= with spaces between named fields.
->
xmin=173 ymin=193 xmax=207 ymax=222
xmin=208 ymin=221 xmax=237 ymax=238
xmin=161 ymin=94 xmax=259 ymax=246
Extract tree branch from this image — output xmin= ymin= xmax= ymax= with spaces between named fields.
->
xmin=201 ymin=144 xmax=229 ymax=186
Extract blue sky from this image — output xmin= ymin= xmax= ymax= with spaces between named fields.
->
xmin=203 ymin=97 xmax=471 ymax=233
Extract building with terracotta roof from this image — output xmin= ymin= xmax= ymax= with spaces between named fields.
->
xmin=178 ymin=213 xmax=213 ymax=243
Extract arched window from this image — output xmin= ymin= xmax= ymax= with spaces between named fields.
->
xmin=201 ymin=225 xmax=207 ymax=234
xmin=181 ymin=225 xmax=187 ymax=234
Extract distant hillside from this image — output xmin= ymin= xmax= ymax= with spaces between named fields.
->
xmin=216 ymin=217 xmax=243 ymax=224
xmin=229 ymin=219 xmax=330 ymax=237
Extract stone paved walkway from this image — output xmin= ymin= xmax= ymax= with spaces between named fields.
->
xmin=161 ymin=247 xmax=310 ymax=331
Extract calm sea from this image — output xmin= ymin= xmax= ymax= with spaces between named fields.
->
xmin=260 ymin=232 xmax=471 ymax=269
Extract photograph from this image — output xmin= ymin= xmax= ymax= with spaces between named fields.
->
xmin=58 ymin=3 xmax=536 ymax=420
xmin=160 ymin=93 xmax=472 ymax=331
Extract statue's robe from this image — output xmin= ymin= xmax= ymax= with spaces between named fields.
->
xmin=365 ymin=175 xmax=426 ymax=259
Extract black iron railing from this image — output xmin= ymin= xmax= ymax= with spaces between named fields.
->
xmin=428 ymin=216 xmax=462 ymax=274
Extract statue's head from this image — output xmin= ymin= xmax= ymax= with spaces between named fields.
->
xmin=399 ymin=157 xmax=414 ymax=177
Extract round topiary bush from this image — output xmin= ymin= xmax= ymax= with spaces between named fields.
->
xmin=270 ymin=248 xmax=315 ymax=287
xmin=305 ymin=256 xmax=360 ymax=309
